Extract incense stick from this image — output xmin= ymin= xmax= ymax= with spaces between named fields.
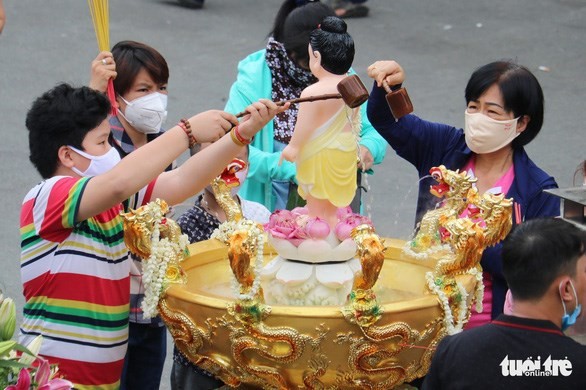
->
xmin=87 ymin=0 xmax=117 ymax=115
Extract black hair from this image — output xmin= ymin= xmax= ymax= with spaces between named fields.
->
xmin=309 ymin=16 xmax=354 ymax=75
xmin=26 ymin=83 xmax=111 ymax=178
xmin=272 ymin=0 xmax=335 ymax=69
xmin=465 ymin=61 xmax=544 ymax=148
xmin=111 ymin=40 xmax=169 ymax=96
xmin=502 ymin=218 xmax=586 ymax=301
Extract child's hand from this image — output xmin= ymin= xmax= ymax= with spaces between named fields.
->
xmin=188 ymin=110 xmax=238 ymax=143
xmin=238 ymin=99 xmax=289 ymax=140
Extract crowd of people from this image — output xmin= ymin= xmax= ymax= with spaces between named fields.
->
xmin=10 ymin=0 xmax=585 ymax=389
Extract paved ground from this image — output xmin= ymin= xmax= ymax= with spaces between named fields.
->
xmin=1 ymin=0 xmax=585 ymax=388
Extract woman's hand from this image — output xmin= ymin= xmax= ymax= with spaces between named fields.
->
xmin=238 ymin=99 xmax=289 ymax=139
xmin=367 ymin=60 xmax=405 ymax=89
xmin=89 ymin=51 xmax=117 ymax=93
xmin=188 ymin=110 xmax=238 ymax=143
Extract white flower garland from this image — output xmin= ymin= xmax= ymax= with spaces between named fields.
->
xmin=402 ymin=242 xmax=451 ymax=260
xmin=140 ymin=207 xmax=189 ymax=319
xmin=467 ymin=267 xmax=485 ymax=314
xmin=212 ymin=220 xmax=265 ymax=301
xmin=426 ymin=271 xmax=469 ymax=335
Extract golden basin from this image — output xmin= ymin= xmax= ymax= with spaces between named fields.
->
xmin=160 ymin=237 xmax=478 ymax=389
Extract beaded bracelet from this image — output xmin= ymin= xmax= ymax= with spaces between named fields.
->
xmin=178 ymin=118 xmax=197 ymax=148
xmin=233 ymin=125 xmax=253 ymax=145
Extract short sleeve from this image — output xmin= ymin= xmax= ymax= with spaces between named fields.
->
xmin=26 ymin=176 xmax=90 ymax=242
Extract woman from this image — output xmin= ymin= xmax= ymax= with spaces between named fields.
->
xmin=366 ymin=60 xmax=560 ymax=327
xmin=225 ymin=0 xmax=387 ymax=211
xmin=89 ymin=40 xmax=230 ymax=390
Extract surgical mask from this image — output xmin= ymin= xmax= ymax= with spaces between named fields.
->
xmin=464 ymin=110 xmax=520 ymax=154
xmin=119 ymin=92 xmax=168 ymax=134
xmin=559 ymin=280 xmax=582 ymax=331
xmin=69 ymin=146 xmax=121 ymax=177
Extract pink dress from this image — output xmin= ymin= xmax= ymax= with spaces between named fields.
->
xmin=460 ymin=156 xmax=515 ymax=329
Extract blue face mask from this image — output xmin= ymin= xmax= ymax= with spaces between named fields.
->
xmin=560 ymin=280 xmax=582 ymax=331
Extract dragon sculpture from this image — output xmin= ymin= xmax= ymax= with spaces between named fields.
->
xmin=121 ymin=198 xmax=183 ymax=259
xmin=351 ymin=224 xmax=386 ymax=291
xmin=410 ymin=166 xmax=477 ymax=253
xmin=211 ymin=158 xmax=246 ymax=223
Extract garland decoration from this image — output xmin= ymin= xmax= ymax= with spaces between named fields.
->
xmin=121 ymin=199 xmax=188 ymax=319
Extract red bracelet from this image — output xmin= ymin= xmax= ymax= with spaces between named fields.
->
xmin=178 ymin=118 xmax=197 ymax=148
xmin=233 ymin=125 xmax=253 ymax=145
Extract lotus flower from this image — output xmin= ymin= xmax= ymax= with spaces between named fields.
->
xmin=335 ymin=214 xmax=374 ymax=241
xmin=265 ymin=210 xmax=297 ymax=239
xmin=336 ymin=206 xmax=353 ymax=221
xmin=265 ymin=209 xmax=316 ymax=247
xmin=304 ymin=217 xmax=330 ymax=239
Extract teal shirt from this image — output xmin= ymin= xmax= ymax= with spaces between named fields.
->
xmin=225 ymin=49 xmax=387 ymax=211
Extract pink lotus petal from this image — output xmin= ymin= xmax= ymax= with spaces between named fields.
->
xmin=268 ymin=229 xmax=289 ymax=239
xmin=336 ymin=206 xmax=353 ymax=220
xmin=288 ymin=238 xmax=304 ymax=247
xmin=291 ymin=206 xmax=308 ymax=216
xmin=304 ymin=217 xmax=330 ymax=239
xmin=335 ymin=221 xmax=354 ymax=241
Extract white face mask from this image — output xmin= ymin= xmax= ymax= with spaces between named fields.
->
xmin=69 ymin=146 xmax=121 ymax=177
xmin=464 ymin=110 xmax=520 ymax=154
xmin=119 ymin=92 xmax=168 ymax=134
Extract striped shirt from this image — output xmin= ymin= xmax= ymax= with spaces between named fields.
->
xmin=19 ymin=175 xmax=155 ymax=389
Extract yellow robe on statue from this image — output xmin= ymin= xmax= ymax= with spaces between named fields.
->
xmin=296 ymin=106 xmax=359 ymax=207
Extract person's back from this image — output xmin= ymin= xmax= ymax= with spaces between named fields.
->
xmin=423 ymin=218 xmax=586 ymax=389
xmin=425 ymin=315 xmax=586 ymax=389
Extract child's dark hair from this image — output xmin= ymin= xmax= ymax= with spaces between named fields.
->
xmin=309 ymin=16 xmax=354 ymax=75
xmin=26 ymin=83 xmax=111 ymax=178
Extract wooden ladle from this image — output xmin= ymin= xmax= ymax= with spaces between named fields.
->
xmin=235 ymin=74 xmax=368 ymax=118
xmin=382 ymin=80 xmax=413 ymax=119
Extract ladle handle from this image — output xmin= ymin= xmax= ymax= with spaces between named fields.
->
xmin=382 ymin=79 xmax=401 ymax=93
xmin=235 ymin=93 xmax=342 ymax=118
